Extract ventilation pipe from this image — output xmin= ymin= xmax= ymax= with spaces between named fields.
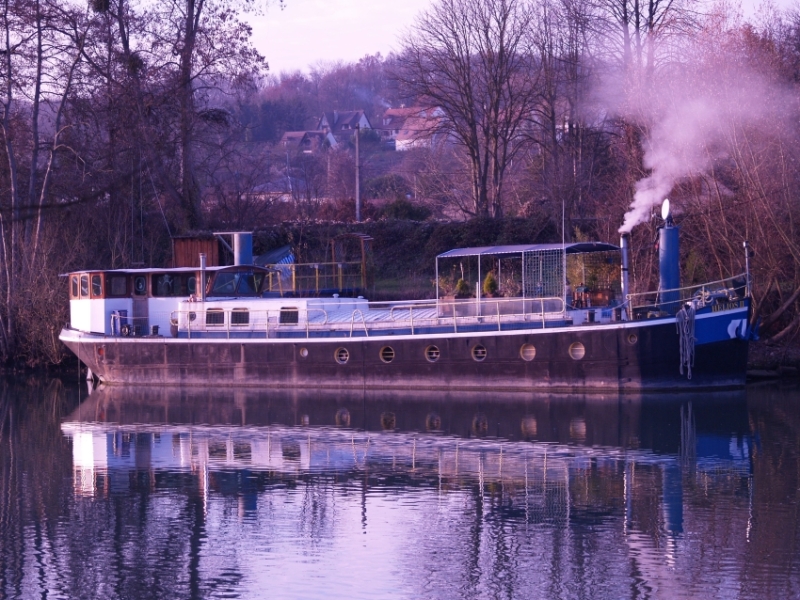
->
xmin=620 ymin=233 xmax=630 ymax=321
xmin=233 ymin=232 xmax=253 ymax=266
xmin=659 ymin=210 xmax=680 ymax=314
xmin=199 ymin=253 xmax=207 ymax=301
xmin=214 ymin=231 xmax=254 ymax=266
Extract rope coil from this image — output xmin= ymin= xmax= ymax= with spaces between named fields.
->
xmin=676 ymin=304 xmax=696 ymax=379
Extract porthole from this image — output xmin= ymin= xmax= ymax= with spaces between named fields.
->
xmin=521 ymin=416 xmax=538 ymax=438
xmin=426 ymin=412 xmax=441 ymax=431
xmin=520 ymin=343 xmax=536 ymax=361
xmin=134 ymin=276 xmax=146 ymax=295
xmin=335 ymin=408 xmax=351 ymax=427
xmin=425 ymin=345 xmax=440 ymax=362
xmin=568 ymin=342 xmax=586 ymax=360
xmin=380 ymin=346 xmax=395 ymax=363
xmin=472 ymin=344 xmax=488 ymax=362
xmin=299 ymin=347 xmax=309 ymax=358
xmin=335 ymin=347 xmax=350 ymax=364
xmin=570 ymin=417 xmax=587 ymax=441
xmin=627 ymin=333 xmax=638 ymax=345
xmin=381 ymin=411 xmax=396 ymax=430
xmin=472 ymin=413 xmax=488 ymax=435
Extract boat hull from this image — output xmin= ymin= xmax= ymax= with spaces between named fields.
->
xmin=60 ymin=306 xmax=750 ymax=392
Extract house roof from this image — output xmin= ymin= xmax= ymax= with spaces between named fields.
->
xmin=396 ymin=115 xmax=442 ymax=142
xmin=319 ymin=110 xmax=372 ymax=133
xmin=380 ymin=106 xmax=439 ymax=131
xmin=279 ymin=130 xmax=336 ymax=153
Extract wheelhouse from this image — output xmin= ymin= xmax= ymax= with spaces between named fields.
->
xmin=65 ymin=267 xmax=218 ymax=336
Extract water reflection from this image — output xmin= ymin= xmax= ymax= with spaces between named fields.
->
xmin=2 ymin=380 xmax=799 ymax=599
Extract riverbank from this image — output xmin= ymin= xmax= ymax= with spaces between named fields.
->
xmin=747 ymin=340 xmax=800 ymax=379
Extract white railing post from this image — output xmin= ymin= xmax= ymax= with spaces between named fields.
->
xmin=541 ymin=300 xmax=545 ymax=329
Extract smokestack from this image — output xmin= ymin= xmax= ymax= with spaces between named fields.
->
xmin=658 ymin=219 xmax=680 ymax=314
xmin=200 ymin=253 xmax=207 ymax=301
xmin=233 ymin=233 xmax=253 ymax=266
xmin=620 ymin=234 xmax=631 ymax=320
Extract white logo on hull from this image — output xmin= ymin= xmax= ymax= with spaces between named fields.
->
xmin=727 ymin=319 xmax=747 ymax=339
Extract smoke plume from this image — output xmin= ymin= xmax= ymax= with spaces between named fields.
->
xmin=612 ymin=43 xmax=787 ymax=233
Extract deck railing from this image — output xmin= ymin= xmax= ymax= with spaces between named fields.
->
xmin=625 ymin=272 xmax=748 ymax=314
xmin=265 ymin=261 xmax=366 ymax=295
xmin=102 ymin=296 xmax=567 ymax=339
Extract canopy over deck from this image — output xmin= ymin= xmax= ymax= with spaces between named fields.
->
xmin=436 ymin=242 xmax=619 ymax=260
xmin=436 ymin=242 xmax=621 ymax=302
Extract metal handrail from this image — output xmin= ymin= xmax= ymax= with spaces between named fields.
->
xmin=349 ymin=309 xmax=368 ymax=337
xmin=152 ymin=297 xmax=569 ymax=340
xmin=625 ymin=272 xmax=748 ymax=309
xmin=168 ymin=307 xmax=331 ymax=339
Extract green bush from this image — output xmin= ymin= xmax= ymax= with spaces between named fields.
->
xmin=482 ymin=270 xmax=499 ymax=296
xmin=379 ymin=198 xmax=431 ymax=221
xmin=455 ymin=278 xmax=472 ymax=298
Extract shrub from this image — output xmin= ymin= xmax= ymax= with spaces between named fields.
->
xmin=482 ymin=270 xmax=499 ymax=296
xmin=455 ymin=278 xmax=472 ymax=298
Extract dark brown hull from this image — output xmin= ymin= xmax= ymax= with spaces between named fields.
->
xmin=61 ymin=311 xmax=750 ymax=392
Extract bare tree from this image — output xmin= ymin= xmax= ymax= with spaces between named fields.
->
xmin=396 ymin=0 xmax=540 ymax=218
xmin=0 ymin=0 xmax=88 ymax=358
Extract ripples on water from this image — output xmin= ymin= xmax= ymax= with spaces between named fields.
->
xmin=0 ymin=379 xmax=799 ymax=599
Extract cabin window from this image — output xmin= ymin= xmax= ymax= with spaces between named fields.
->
xmin=70 ymin=276 xmax=78 ymax=299
xmin=205 ymin=308 xmax=224 ymax=326
xmin=108 ymin=276 xmax=127 ymax=297
xmin=211 ymin=272 xmax=237 ymax=295
xmin=210 ymin=270 xmax=265 ymax=297
xmin=279 ymin=307 xmax=299 ymax=324
xmin=153 ymin=274 xmax=174 ymax=297
xmin=231 ymin=308 xmax=249 ymax=325
xmin=237 ymin=274 xmax=257 ymax=295
xmin=152 ymin=274 xmax=196 ymax=297
xmin=80 ymin=275 xmax=89 ymax=298
xmin=91 ymin=275 xmax=103 ymax=298
xmin=134 ymin=276 xmax=147 ymax=296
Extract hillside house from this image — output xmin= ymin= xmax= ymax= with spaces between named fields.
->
xmin=317 ymin=110 xmax=372 ymax=143
xmin=391 ymin=107 xmax=446 ymax=151
xmin=279 ymin=130 xmax=337 ymax=154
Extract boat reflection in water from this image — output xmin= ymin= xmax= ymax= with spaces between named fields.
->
xmin=61 ymin=386 xmax=753 ymax=598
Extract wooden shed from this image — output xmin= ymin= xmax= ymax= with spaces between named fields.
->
xmin=172 ymin=236 xmax=221 ymax=268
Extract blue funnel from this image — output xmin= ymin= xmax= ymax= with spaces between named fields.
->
xmin=659 ymin=224 xmax=680 ymax=314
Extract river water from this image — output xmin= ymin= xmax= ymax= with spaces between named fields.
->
xmin=1 ymin=378 xmax=799 ymax=599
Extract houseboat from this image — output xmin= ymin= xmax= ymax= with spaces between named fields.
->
xmin=59 ymin=209 xmax=752 ymax=391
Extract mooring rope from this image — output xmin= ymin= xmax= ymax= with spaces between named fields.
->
xmin=676 ymin=304 xmax=696 ymax=379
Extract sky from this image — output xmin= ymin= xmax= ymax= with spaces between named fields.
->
xmin=246 ymin=0 xmax=795 ymax=75
xmin=248 ymin=0 xmax=434 ymax=75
